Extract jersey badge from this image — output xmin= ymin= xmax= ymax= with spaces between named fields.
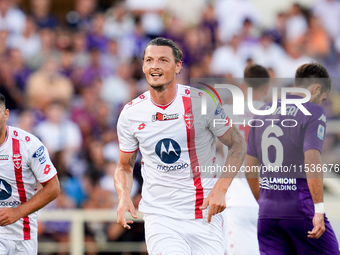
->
xmin=12 ymin=154 xmax=22 ymax=169
xmin=33 ymin=146 xmax=44 ymax=158
xmin=317 ymin=124 xmax=325 ymax=140
xmin=184 ymin=113 xmax=194 ymax=129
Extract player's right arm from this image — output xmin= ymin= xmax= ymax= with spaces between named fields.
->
xmin=114 ymin=150 xmax=139 ymax=229
xmin=304 ymin=149 xmax=325 ymax=239
xmin=245 ymin=154 xmax=260 ymax=201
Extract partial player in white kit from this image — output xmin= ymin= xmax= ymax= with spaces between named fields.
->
xmin=114 ymin=37 xmax=246 ymax=254
xmin=0 ymin=93 xmax=60 ymax=255
xmin=222 ymin=64 xmax=270 ymax=255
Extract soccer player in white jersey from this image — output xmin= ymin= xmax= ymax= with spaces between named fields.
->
xmin=114 ymin=37 xmax=246 ymax=254
xmin=222 ymin=64 xmax=270 ymax=255
xmin=0 ymin=93 xmax=60 ymax=254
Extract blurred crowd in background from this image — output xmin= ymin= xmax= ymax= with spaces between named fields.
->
xmin=1 ymin=0 xmax=340 ymax=254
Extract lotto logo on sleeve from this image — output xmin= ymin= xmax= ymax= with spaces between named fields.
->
xmin=43 ymin=164 xmax=51 ymax=175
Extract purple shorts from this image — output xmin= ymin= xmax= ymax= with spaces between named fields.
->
xmin=258 ymin=216 xmax=340 ymax=255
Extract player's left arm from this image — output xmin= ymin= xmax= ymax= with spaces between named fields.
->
xmin=305 ymin=149 xmax=325 ymax=239
xmin=0 ymin=175 xmax=60 ymax=226
xmin=245 ymin=154 xmax=260 ymax=201
xmin=200 ymin=125 xmax=246 ymax=222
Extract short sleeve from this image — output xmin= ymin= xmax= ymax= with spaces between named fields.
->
xmin=303 ymin=106 xmax=327 ymax=153
xmin=206 ymin=98 xmax=231 ymax=137
xmin=117 ymin=108 xmax=139 ymax=152
xmin=29 ymin=138 xmax=57 ymax=184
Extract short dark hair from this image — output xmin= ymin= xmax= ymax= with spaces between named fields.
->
xmin=244 ymin=64 xmax=270 ymax=89
xmin=143 ymin=37 xmax=183 ymax=63
xmin=295 ymin=63 xmax=331 ymax=92
xmin=0 ymin=93 xmax=6 ymax=108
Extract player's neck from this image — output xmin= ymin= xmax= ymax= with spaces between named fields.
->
xmin=150 ymin=82 xmax=177 ymax=106
xmin=0 ymin=126 xmax=7 ymax=145
xmin=244 ymin=91 xmax=265 ymax=102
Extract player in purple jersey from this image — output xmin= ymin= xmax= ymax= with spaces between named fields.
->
xmin=246 ymin=63 xmax=340 ymax=254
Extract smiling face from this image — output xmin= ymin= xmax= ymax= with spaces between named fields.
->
xmin=142 ymin=45 xmax=182 ymax=92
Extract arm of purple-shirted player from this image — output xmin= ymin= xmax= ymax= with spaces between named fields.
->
xmin=199 ymin=125 xmax=246 ymax=223
xmin=0 ymin=175 xmax=60 ymax=226
xmin=305 ymin=149 xmax=325 ymax=239
xmin=114 ymin=150 xmax=139 ymax=229
xmin=245 ymin=154 xmax=260 ymax=201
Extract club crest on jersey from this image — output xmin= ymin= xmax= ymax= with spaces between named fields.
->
xmin=12 ymin=154 xmax=22 ymax=169
xmin=152 ymin=112 xmax=179 ymax=122
xmin=184 ymin=113 xmax=194 ymax=129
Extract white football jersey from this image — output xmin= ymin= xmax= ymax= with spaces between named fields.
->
xmin=223 ymin=101 xmax=263 ymax=208
xmin=0 ymin=126 xmax=57 ymax=240
xmin=117 ymin=84 xmax=231 ymax=219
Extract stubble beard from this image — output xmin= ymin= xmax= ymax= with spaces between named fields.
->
xmin=149 ymin=76 xmax=174 ymax=92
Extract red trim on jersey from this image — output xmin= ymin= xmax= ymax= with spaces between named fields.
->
xmin=151 ymin=97 xmax=176 ymax=110
xmin=12 ymin=138 xmax=31 ymax=240
xmin=40 ymin=172 xmax=58 ymax=185
xmin=182 ymin=96 xmax=204 ymax=219
xmin=151 ymin=85 xmax=178 ymax=110
xmin=120 ymin=148 xmax=139 ymax=153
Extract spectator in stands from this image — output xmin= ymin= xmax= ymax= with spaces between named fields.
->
xmin=285 ymin=3 xmax=308 ymax=43
xmin=0 ymin=0 xmax=26 ymax=35
xmin=34 ymin=100 xmax=82 ymax=169
xmin=26 ymin=57 xmax=74 ymax=111
xmin=9 ymin=16 xmax=41 ymax=60
xmin=30 ymin=0 xmax=58 ymax=29
xmin=313 ymin=0 xmax=340 ymax=40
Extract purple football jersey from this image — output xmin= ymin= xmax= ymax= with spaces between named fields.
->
xmin=247 ymin=95 xmax=327 ymax=219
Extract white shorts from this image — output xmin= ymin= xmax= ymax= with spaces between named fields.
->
xmin=144 ymin=213 xmax=224 ymax=255
xmin=224 ymin=206 xmax=260 ymax=255
xmin=0 ymin=238 xmax=37 ymax=255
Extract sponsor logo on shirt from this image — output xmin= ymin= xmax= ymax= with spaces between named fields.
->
xmin=152 ymin=112 xmax=179 ymax=122
xmin=155 ymin=139 xmax=181 ymax=164
xmin=215 ymin=104 xmax=227 ymax=119
xmin=138 ymin=123 xmax=146 ymax=130
xmin=33 ymin=146 xmax=44 ymax=158
xmin=317 ymin=124 xmax=325 ymax=140
xmin=0 ymin=155 xmax=9 ymax=160
xmin=215 ymin=104 xmax=222 ymax=115
xmin=318 ymin=114 xmax=327 ymax=123
xmin=260 ymin=177 xmax=297 ymax=191
xmin=39 ymin=155 xmax=47 ymax=164
xmin=0 ymin=179 xmax=12 ymax=200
